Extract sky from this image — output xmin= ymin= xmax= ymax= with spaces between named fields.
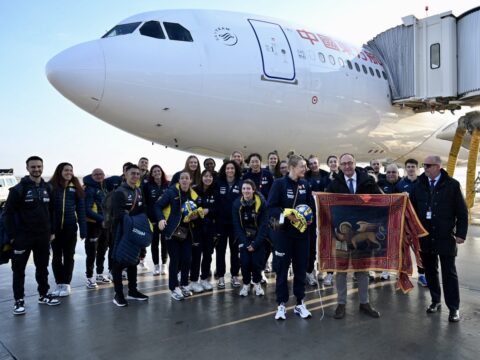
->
xmin=1 ymin=0 xmax=479 ymax=177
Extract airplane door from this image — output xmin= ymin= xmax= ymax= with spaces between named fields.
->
xmin=248 ymin=19 xmax=296 ymax=81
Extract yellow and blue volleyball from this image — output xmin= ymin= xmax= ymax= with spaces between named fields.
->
xmin=295 ymin=205 xmax=313 ymax=223
xmin=182 ymin=200 xmax=197 ymax=217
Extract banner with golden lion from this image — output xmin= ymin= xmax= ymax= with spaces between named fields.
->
xmin=314 ymin=193 xmax=428 ymax=293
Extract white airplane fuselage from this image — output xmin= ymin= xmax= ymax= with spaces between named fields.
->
xmin=46 ymin=9 xmax=461 ymax=162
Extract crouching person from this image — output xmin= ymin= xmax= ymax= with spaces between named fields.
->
xmin=111 ymin=164 xmax=152 ymax=307
xmin=232 ymin=179 xmax=268 ymax=297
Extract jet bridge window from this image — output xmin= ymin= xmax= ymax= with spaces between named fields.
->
xmin=140 ymin=21 xmax=166 ymax=39
xmin=163 ymin=22 xmax=193 ymax=42
xmin=102 ymin=22 xmax=142 ymax=38
xmin=430 ymin=43 xmax=440 ymax=69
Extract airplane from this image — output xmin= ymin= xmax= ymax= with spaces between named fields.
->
xmin=45 ymin=9 xmax=480 ymax=200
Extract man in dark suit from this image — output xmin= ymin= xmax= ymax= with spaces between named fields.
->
xmin=410 ymin=155 xmax=468 ymax=322
xmin=327 ymin=153 xmax=382 ymax=319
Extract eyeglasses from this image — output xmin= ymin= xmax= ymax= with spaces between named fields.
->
xmin=422 ymin=163 xmax=438 ymax=169
xmin=340 ymin=161 xmax=354 ymax=167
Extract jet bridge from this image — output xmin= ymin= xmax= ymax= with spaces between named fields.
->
xmin=367 ymin=6 xmax=480 ymax=113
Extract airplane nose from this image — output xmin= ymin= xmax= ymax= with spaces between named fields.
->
xmin=46 ymin=41 xmax=105 ymax=113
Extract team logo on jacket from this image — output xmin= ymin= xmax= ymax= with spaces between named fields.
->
xmin=214 ymin=27 xmax=238 ymax=46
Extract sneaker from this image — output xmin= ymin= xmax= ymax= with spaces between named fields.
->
xmin=181 ymin=285 xmax=193 ymax=297
xmin=127 ymin=290 xmax=149 ymax=301
xmin=324 ymin=273 xmax=334 ymax=286
xmin=153 ymin=264 xmax=161 ymax=276
xmin=306 ymin=272 xmax=318 ymax=286
xmin=254 ymin=283 xmax=264 ymax=296
xmin=200 ymin=279 xmax=213 ymax=291
xmin=86 ymin=277 xmax=98 ymax=289
xmin=96 ymin=274 xmax=112 ymax=284
xmin=275 ymin=303 xmax=287 ymax=320
xmin=380 ymin=271 xmax=390 ymax=280
xmin=171 ymin=287 xmax=184 ymax=301
xmin=294 ymin=301 xmax=312 ymax=319
xmin=232 ymin=276 xmax=241 ymax=287
xmin=217 ymin=277 xmax=226 ymax=289
xmin=113 ymin=293 xmax=128 ymax=307
xmin=260 ymin=271 xmax=268 ymax=284
xmin=239 ymin=284 xmax=250 ymax=297
xmin=161 ymin=264 xmax=168 ymax=275
xmin=190 ymin=281 xmax=204 ymax=293
xmin=368 ymin=271 xmax=376 ymax=281
xmin=418 ymin=275 xmax=428 ymax=287
xmin=52 ymin=284 xmax=63 ymax=297
xmin=138 ymin=260 xmax=149 ymax=272
xmin=13 ymin=299 xmax=26 ymax=315
xmin=38 ymin=294 xmax=61 ymax=306
xmin=59 ymin=284 xmax=71 ymax=297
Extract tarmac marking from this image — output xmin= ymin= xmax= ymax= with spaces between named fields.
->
xmin=196 ymin=280 xmax=395 ymax=333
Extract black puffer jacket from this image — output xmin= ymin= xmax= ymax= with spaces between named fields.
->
xmin=410 ymin=170 xmax=468 ymax=256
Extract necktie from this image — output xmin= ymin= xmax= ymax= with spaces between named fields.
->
xmin=348 ymin=178 xmax=354 ymax=194
xmin=430 ymin=179 xmax=435 ymax=191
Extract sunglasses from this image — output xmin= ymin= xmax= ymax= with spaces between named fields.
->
xmin=422 ymin=163 xmax=438 ymax=169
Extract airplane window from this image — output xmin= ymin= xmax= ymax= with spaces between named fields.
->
xmin=347 ymin=60 xmax=353 ymax=70
xmin=102 ymin=22 xmax=142 ymax=38
xmin=329 ymin=55 xmax=335 ymax=65
xmin=369 ymin=67 xmax=375 ymax=76
xmin=382 ymin=71 xmax=387 ymax=80
xmin=362 ymin=65 xmax=367 ymax=74
xmin=140 ymin=21 xmax=166 ymax=39
xmin=164 ymin=22 xmax=193 ymax=42
xmin=318 ymin=52 xmax=325 ymax=63
xmin=376 ymin=69 xmax=381 ymax=78
xmin=338 ymin=58 xmax=345 ymax=67
xmin=355 ymin=63 xmax=360 ymax=72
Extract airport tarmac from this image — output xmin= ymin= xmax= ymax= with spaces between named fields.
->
xmin=0 ymin=227 xmax=479 ymax=360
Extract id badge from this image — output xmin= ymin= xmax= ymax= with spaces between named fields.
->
xmin=426 ymin=211 xmax=432 ymax=220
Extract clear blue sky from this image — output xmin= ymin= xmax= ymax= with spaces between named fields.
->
xmin=1 ymin=0 xmax=477 ymax=176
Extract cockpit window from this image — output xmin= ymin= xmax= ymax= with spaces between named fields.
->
xmin=102 ymin=22 xmax=142 ymax=38
xmin=140 ymin=21 xmax=166 ymax=39
xmin=163 ymin=22 xmax=193 ymax=42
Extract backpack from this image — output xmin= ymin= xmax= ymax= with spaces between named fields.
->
xmin=102 ymin=188 xmax=128 ymax=230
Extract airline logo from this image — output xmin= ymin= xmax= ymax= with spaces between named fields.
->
xmin=214 ymin=27 xmax=238 ymax=46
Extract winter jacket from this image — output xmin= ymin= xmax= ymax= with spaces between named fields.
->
xmin=232 ymin=193 xmax=268 ymax=250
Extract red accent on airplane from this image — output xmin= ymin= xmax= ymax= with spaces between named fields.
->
xmin=296 ymin=29 xmax=318 ymax=45
xmin=317 ymin=34 xmax=340 ymax=51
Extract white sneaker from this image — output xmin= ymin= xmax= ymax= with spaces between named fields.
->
xmin=52 ymin=284 xmax=63 ymax=297
xmin=294 ymin=301 xmax=312 ymax=319
xmin=181 ymin=285 xmax=193 ymax=297
xmin=260 ymin=271 xmax=268 ymax=284
xmin=59 ymin=284 xmax=71 ymax=297
xmin=232 ymin=276 xmax=241 ymax=287
xmin=380 ymin=271 xmax=390 ymax=280
xmin=171 ymin=287 xmax=184 ymax=301
xmin=96 ymin=274 xmax=112 ymax=284
xmin=368 ymin=271 xmax=376 ymax=281
xmin=191 ymin=281 xmax=204 ymax=293
xmin=239 ymin=284 xmax=250 ymax=297
xmin=306 ymin=272 xmax=318 ymax=286
xmin=254 ymin=283 xmax=264 ymax=296
xmin=200 ymin=279 xmax=213 ymax=291
xmin=217 ymin=277 xmax=225 ymax=289
xmin=161 ymin=264 xmax=168 ymax=275
xmin=153 ymin=264 xmax=161 ymax=276
xmin=138 ymin=260 xmax=149 ymax=272
xmin=275 ymin=303 xmax=287 ymax=320
xmin=86 ymin=277 xmax=98 ymax=289
xmin=324 ymin=273 xmax=334 ymax=286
